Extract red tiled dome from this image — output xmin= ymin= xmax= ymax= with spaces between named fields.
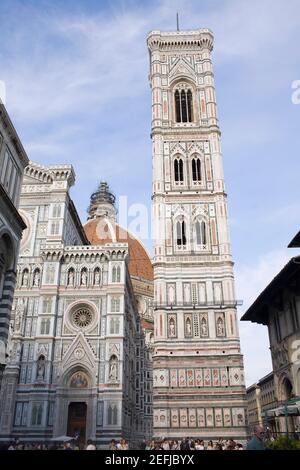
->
xmin=84 ymin=219 xmax=153 ymax=281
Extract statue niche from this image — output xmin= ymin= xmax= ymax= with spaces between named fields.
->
xmin=36 ymin=355 xmax=46 ymax=381
xmin=108 ymin=355 xmax=118 ymax=382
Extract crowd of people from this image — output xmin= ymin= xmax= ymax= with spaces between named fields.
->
xmin=3 ymin=439 xmax=97 ymax=451
xmin=0 ymin=426 xmax=280 ymax=450
xmin=135 ymin=438 xmax=244 ymax=451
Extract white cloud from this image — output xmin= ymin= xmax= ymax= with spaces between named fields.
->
xmin=2 ymin=0 xmax=300 ymax=125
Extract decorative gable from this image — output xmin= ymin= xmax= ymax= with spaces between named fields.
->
xmin=61 ymin=332 xmax=97 ymax=373
xmin=169 ymin=58 xmax=196 ymax=83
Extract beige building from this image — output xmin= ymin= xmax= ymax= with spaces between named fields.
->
xmin=0 ymin=102 xmax=29 ymax=385
xmin=147 ymin=28 xmax=247 ymax=441
xmin=246 ymin=383 xmax=262 ymax=429
xmin=242 ymin=233 xmax=300 ymax=434
xmin=246 ymin=372 xmax=277 ymax=433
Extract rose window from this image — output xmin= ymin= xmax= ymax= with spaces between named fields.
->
xmin=72 ymin=308 xmax=93 ymax=328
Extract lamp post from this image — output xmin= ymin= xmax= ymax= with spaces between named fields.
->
xmin=284 ymin=402 xmax=288 ymax=438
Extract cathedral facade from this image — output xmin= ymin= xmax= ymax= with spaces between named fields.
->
xmin=0 ymin=162 xmax=153 ymax=446
xmin=147 ymin=29 xmax=247 ymax=440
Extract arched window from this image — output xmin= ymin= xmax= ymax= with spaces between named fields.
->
xmin=43 ymin=297 xmax=52 ymax=313
xmin=111 ymin=297 xmax=120 ymax=312
xmin=52 ymin=204 xmax=61 ymax=218
xmin=196 ymin=221 xmax=207 ymax=246
xmin=112 ymin=265 xmax=121 ymax=282
xmin=174 ymin=157 xmax=184 ymax=183
xmin=192 ymin=157 xmax=201 ymax=182
xmin=108 ymin=404 xmax=118 ymax=425
xmin=176 ymin=220 xmax=186 ymax=246
xmin=174 ymin=88 xmax=193 ymax=123
xmin=110 ymin=317 xmax=120 ymax=334
xmin=50 ymin=221 xmax=60 ymax=235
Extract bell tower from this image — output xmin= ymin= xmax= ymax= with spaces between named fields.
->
xmin=147 ymin=29 xmax=247 ymax=441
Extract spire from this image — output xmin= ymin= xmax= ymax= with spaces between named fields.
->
xmin=87 ymin=181 xmax=117 ymax=221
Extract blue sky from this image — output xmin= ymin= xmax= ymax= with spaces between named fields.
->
xmin=1 ymin=0 xmax=300 ymax=385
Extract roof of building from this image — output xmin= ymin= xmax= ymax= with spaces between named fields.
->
xmin=241 ymin=256 xmax=300 ymax=325
xmin=288 ymin=230 xmax=300 ymax=248
xmin=258 ymin=372 xmax=274 ymax=386
xmin=84 ymin=219 xmax=153 ymax=281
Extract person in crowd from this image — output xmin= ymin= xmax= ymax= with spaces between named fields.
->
xmin=109 ymin=439 xmax=118 ymax=450
xmin=139 ymin=439 xmax=146 ymax=450
xmin=118 ymin=438 xmax=129 ymax=450
xmin=214 ymin=443 xmax=223 ymax=450
xmin=86 ymin=439 xmax=96 ymax=450
xmin=207 ymin=440 xmax=214 ymax=450
xmin=189 ymin=440 xmax=195 ymax=450
xmin=246 ymin=425 xmax=266 ymax=450
xmin=148 ymin=440 xmax=155 ymax=450
xmin=226 ymin=439 xmax=236 ymax=450
xmin=161 ymin=438 xmax=170 ymax=450
xmin=180 ymin=437 xmax=190 ymax=450
xmin=195 ymin=439 xmax=205 ymax=450
xmin=63 ymin=442 xmax=73 ymax=450
xmin=171 ymin=440 xmax=180 ymax=450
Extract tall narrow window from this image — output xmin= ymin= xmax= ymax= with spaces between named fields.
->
xmin=31 ymin=405 xmax=37 ymax=425
xmin=176 ymin=220 xmax=186 ymax=246
xmin=113 ymin=406 xmax=118 ymax=425
xmin=112 ymin=266 xmax=121 ymax=283
xmin=174 ymin=88 xmax=193 ymax=123
xmin=187 ymin=90 xmax=193 ymax=121
xmin=31 ymin=403 xmax=43 ymax=425
xmin=192 ymin=157 xmax=201 ymax=182
xmin=175 ymin=90 xmax=181 ymax=122
xmin=111 ymin=297 xmax=120 ymax=313
xmin=181 ymin=90 xmax=187 ymax=122
xmin=174 ymin=158 xmax=184 ymax=182
xmin=196 ymin=221 xmax=207 ymax=245
xmin=110 ymin=317 xmax=120 ymax=334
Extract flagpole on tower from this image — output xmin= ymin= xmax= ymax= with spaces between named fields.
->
xmin=176 ymin=12 xmax=179 ymax=31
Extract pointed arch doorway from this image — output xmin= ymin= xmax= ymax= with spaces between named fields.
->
xmin=67 ymin=402 xmax=87 ymax=444
xmin=53 ymin=368 xmax=97 ymax=444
